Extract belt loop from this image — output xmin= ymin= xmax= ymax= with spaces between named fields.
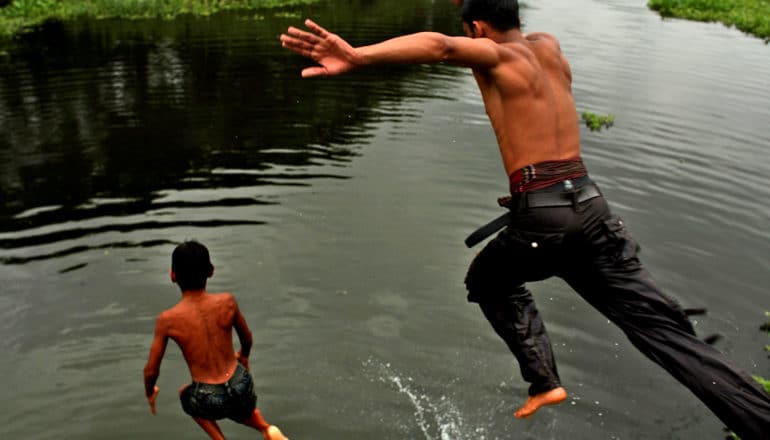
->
xmin=520 ymin=193 xmax=529 ymax=211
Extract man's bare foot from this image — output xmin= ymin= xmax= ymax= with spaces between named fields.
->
xmin=514 ymin=387 xmax=567 ymax=419
xmin=263 ymin=425 xmax=289 ymax=440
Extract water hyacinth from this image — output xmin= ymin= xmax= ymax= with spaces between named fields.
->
xmin=648 ymin=0 xmax=770 ymax=42
xmin=581 ymin=111 xmax=615 ymax=132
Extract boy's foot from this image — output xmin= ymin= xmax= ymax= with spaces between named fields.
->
xmin=263 ymin=425 xmax=289 ymax=440
xmin=514 ymin=386 xmax=567 ymax=419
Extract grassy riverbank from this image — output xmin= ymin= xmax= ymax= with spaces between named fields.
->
xmin=648 ymin=0 xmax=770 ymax=41
xmin=0 ymin=0 xmax=317 ymax=38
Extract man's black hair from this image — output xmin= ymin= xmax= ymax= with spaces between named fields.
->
xmin=462 ymin=0 xmax=520 ymax=31
xmin=171 ymin=241 xmax=213 ymax=291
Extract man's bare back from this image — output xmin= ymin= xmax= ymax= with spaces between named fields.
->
xmin=472 ymin=32 xmax=581 ymax=175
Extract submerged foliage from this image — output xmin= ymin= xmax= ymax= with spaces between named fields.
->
xmin=0 ymin=0 xmax=317 ymax=38
xmin=581 ymin=111 xmax=615 ymax=132
xmin=648 ymin=0 xmax=770 ymax=42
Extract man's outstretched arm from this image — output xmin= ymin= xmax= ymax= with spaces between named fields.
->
xmin=280 ymin=19 xmax=506 ymax=78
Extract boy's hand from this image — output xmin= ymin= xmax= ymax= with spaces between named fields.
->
xmin=147 ymin=385 xmax=160 ymax=415
xmin=236 ymin=351 xmax=250 ymax=370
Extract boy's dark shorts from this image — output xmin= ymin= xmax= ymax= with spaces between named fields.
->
xmin=180 ymin=363 xmax=257 ymax=422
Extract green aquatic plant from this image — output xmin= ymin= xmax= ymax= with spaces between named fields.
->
xmin=0 ymin=0 xmax=318 ymax=39
xmin=729 ymin=312 xmax=769 ymax=440
xmin=648 ymin=0 xmax=770 ymax=42
xmin=755 ymin=375 xmax=770 ymax=394
xmin=581 ymin=111 xmax=615 ymax=132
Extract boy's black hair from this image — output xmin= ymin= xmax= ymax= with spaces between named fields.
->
xmin=171 ymin=241 xmax=213 ymax=291
xmin=462 ymin=0 xmax=520 ymax=31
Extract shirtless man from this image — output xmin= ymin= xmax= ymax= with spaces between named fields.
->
xmin=280 ymin=1 xmax=770 ymax=437
xmin=143 ymin=241 xmax=288 ymax=440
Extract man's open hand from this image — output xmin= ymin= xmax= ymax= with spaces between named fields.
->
xmin=280 ymin=19 xmax=360 ymax=78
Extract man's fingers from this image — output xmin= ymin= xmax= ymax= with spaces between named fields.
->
xmin=304 ymin=19 xmax=330 ymax=38
xmin=287 ymin=26 xmax=321 ymax=44
xmin=302 ymin=66 xmax=328 ymax=78
xmin=281 ymin=35 xmax=314 ymax=53
xmin=281 ymin=41 xmax=312 ymax=58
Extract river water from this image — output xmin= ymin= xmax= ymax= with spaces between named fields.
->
xmin=1 ymin=0 xmax=768 ymax=439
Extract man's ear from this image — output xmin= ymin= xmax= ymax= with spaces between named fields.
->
xmin=208 ymin=266 xmax=214 ymax=279
xmin=170 ymin=269 xmax=177 ymax=283
xmin=472 ymin=20 xmax=485 ymax=38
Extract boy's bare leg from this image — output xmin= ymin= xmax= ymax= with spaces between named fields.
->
xmin=193 ymin=417 xmax=225 ymax=440
xmin=240 ymin=408 xmax=289 ymax=440
xmin=514 ymin=386 xmax=568 ymax=419
xmin=178 ymin=385 xmax=226 ymax=440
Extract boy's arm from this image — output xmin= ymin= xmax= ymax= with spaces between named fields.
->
xmin=280 ymin=19 xmax=507 ymax=78
xmin=143 ymin=314 xmax=169 ymax=414
xmin=232 ymin=296 xmax=253 ymax=369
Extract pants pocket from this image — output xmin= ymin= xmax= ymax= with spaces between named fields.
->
xmin=602 ymin=215 xmax=641 ymax=263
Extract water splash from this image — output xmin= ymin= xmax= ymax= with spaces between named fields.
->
xmin=364 ymin=358 xmax=490 ymax=440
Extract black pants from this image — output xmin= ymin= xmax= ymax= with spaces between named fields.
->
xmin=465 ymin=184 xmax=770 ymax=440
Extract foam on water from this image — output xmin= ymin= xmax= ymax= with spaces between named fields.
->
xmin=364 ymin=357 xmax=491 ymax=440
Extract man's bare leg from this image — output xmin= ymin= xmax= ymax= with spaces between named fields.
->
xmin=193 ymin=417 xmax=225 ymax=440
xmin=240 ymin=408 xmax=289 ymax=440
xmin=514 ymin=386 xmax=568 ymax=419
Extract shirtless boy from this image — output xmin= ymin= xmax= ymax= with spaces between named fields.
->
xmin=280 ymin=1 xmax=770 ymax=438
xmin=143 ymin=241 xmax=288 ymax=440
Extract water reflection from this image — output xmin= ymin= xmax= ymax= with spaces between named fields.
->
xmin=0 ymin=2 xmax=463 ymax=263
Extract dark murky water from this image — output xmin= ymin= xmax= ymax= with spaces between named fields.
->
xmin=1 ymin=0 xmax=769 ymax=438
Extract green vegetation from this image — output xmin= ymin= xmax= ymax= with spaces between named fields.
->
xmin=755 ymin=375 xmax=770 ymax=394
xmin=648 ymin=0 xmax=770 ymax=42
xmin=733 ymin=311 xmax=770 ymax=439
xmin=754 ymin=312 xmax=770 ymax=411
xmin=0 ymin=0 xmax=317 ymax=38
xmin=581 ymin=111 xmax=615 ymax=132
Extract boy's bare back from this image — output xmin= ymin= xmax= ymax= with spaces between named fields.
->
xmin=157 ymin=291 xmax=251 ymax=384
